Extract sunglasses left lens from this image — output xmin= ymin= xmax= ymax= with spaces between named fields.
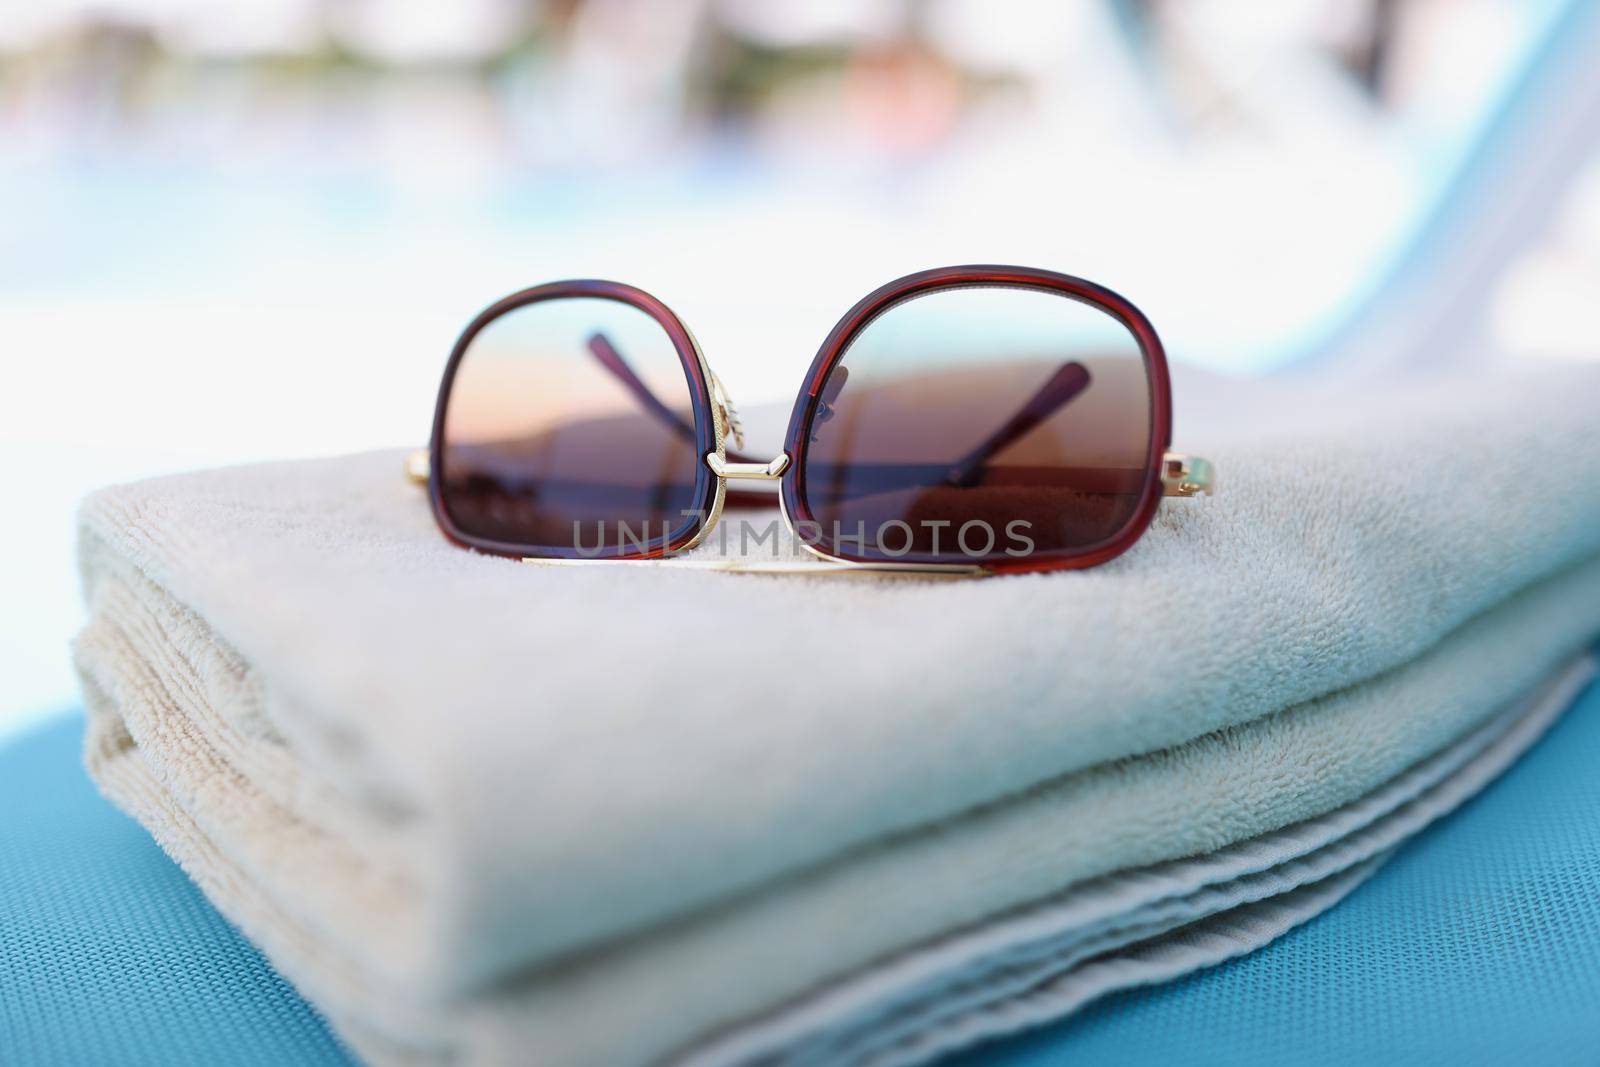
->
xmin=437 ymin=295 xmax=708 ymax=557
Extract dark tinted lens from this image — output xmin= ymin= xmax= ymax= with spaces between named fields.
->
xmin=797 ymin=286 xmax=1153 ymax=564
xmin=438 ymin=296 xmax=706 ymax=555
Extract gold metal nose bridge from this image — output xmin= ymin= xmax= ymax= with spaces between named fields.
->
xmin=708 ymin=371 xmax=747 ymax=452
xmin=705 ymin=453 xmax=790 ymax=480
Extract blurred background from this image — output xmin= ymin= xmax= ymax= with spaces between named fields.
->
xmin=4 ymin=0 xmax=1600 ymax=733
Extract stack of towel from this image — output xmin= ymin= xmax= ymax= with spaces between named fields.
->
xmin=74 ymin=366 xmax=1600 ymax=1066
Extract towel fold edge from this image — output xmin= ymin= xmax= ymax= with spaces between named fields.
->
xmin=682 ymin=652 xmax=1597 ymax=1067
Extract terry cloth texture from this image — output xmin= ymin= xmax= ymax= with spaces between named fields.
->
xmin=74 ymin=366 xmax=1600 ymax=1066
xmin=10 ymin=669 xmax=1600 ymax=1067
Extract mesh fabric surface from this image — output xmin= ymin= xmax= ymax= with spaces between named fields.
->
xmin=0 ymin=715 xmax=355 ymax=1067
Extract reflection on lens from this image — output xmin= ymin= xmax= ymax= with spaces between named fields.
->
xmin=798 ymin=286 xmax=1153 ymax=564
xmin=438 ymin=296 xmax=705 ymax=554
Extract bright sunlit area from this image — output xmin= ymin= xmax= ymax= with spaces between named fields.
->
xmin=9 ymin=7 xmax=1600 ymax=1067
xmin=4 ymin=0 xmax=1600 ymax=733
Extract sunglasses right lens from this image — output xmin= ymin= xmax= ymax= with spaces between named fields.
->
xmin=795 ymin=285 xmax=1155 ymax=566
xmin=437 ymin=295 xmax=708 ymax=557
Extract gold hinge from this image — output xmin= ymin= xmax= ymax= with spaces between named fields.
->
xmin=404 ymin=449 xmax=430 ymax=484
xmin=1161 ymin=452 xmax=1215 ymax=496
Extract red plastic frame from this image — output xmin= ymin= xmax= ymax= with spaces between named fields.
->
xmin=428 ymin=279 xmax=720 ymax=560
xmin=779 ymin=265 xmax=1173 ymax=573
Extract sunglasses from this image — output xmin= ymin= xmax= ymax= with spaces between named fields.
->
xmin=407 ymin=265 xmax=1214 ymax=576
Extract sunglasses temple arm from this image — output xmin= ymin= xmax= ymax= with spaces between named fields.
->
xmin=586 ymin=333 xmax=701 ymax=447
xmin=402 ymin=333 xmax=768 ymax=490
xmin=945 ymin=361 xmax=1092 ymax=486
xmin=405 ymin=448 xmax=429 ymax=484
xmin=933 ymin=361 xmax=1216 ymax=496
xmin=589 ymin=333 xmax=766 ymax=461
xmin=586 ymin=334 xmax=777 ymax=509
xmin=405 ymin=356 xmax=1211 ymax=502
xmin=1161 ymin=453 xmax=1216 ymax=496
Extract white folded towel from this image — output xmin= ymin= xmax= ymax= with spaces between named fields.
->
xmin=74 ymin=366 xmax=1600 ymax=1066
